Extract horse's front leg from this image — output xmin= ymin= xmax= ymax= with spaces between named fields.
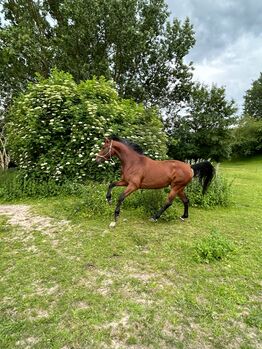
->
xmin=109 ymin=184 xmax=137 ymax=228
xmin=106 ymin=180 xmax=127 ymax=204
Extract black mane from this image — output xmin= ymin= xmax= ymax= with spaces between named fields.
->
xmin=109 ymin=134 xmax=144 ymax=154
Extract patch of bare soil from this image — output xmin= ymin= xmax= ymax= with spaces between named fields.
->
xmin=0 ymin=204 xmax=69 ymax=233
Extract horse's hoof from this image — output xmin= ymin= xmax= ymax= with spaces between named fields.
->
xmin=109 ymin=221 xmax=116 ymax=228
xmin=106 ymin=198 xmax=112 ymax=205
xmin=149 ymin=218 xmax=157 ymax=223
xmin=180 ymin=216 xmax=187 ymax=222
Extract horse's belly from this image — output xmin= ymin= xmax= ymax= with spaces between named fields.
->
xmin=140 ymin=182 xmax=170 ymax=189
xmin=140 ymin=173 xmax=172 ymax=189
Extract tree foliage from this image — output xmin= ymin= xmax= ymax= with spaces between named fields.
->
xmin=232 ymin=73 xmax=262 ymax=158
xmin=6 ymin=70 xmax=167 ymax=181
xmin=244 ymin=72 xmax=262 ymax=119
xmin=0 ymin=0 xmax=195 ymax=114
xmin=167 ymin=83 xmax=237 ymax=162
xmin=231 ymin=116 xmax=262 ymax=157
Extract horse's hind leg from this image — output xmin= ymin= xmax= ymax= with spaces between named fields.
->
xmin=178 ymin=190 xmax=189 ymax=220
xmin=150 ymin=187 xmax=178 ymax=221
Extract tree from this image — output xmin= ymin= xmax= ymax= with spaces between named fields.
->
xmin=167 ymin=83 xmax=237 ymax=162
xmin=244 ymin=72 xmax=262 ymax=119
xmin=231 ymin=116 xmax=262 ymax=157
xmin=0 ymin=0 xmax=195 ymax=115
xmin=0 ymin=0 xmax=53 ymax=107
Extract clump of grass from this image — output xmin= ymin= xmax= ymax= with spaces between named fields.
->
xmin=245 ymin=307 xmax=262 ymax=330
xmin=0 ymin=170 xmax=88 ymax=200
xmin=186 ymin=175 xmax=233 ymax=208
xmin=126 ymin=189 xmax=167 ymax=213
xmin=194 ymin=230 xmax=235 ymax=263
xmin=69 ymin=182 xmax=112 ymax=218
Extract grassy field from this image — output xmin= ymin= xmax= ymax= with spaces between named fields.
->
xmin=0 ymin=157 xmax=261 ymax=348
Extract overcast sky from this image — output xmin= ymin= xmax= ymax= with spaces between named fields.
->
xmin=166 ymin=0 xmax=262 ymax=112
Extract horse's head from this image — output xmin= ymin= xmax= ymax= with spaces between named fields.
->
xmin=96 ymin=138 xmax=114 ymax=163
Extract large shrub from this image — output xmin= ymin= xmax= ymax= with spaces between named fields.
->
xmin=6 ymin=70 xmax=167 ymax=181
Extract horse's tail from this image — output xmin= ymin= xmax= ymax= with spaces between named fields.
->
xmin=191 ymin=161 xmax=215 ymax=195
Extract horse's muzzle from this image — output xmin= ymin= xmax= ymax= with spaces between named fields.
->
xmin=95 ymin=156 xmax=104 ymax=163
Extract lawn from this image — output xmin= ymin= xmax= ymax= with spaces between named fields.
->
xmin=0 ymin=157 xmax=261 ymax=348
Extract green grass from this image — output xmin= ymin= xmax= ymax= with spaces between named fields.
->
xmin=0 ymin=157 xmax=262 ymax=348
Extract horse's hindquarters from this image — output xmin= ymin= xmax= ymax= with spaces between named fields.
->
xmin=139 ymin=159 xmax=192 ymax=190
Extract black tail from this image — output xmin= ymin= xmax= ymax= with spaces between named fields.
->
xmin=191 ymin=161 xmax=215 ymax=194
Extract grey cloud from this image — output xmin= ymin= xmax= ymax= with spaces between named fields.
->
xmin=167 ymin=0 xmax=262 ymax=61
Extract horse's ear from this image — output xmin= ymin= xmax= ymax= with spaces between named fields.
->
xmin=104 ymin=137 xmax=110 ymax=144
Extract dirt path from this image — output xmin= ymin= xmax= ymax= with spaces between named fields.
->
xmin=0 ymin=204 xmax=69 ymax=232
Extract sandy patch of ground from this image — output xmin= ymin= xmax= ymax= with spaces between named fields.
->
xmin=0 ymin=204 xmax=69 ymax=233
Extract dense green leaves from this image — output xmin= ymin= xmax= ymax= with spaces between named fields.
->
xmin=244 ymin=72 xmax=262 ymax=119
xmin=0 ymin=0 xmax=53 ymax=114
xmin=0 ymin=0 xmax=195 ymax=114
xmin=6 ymin=70 xmax=167 ymax=181
xmin=168 ymin=83 xmax=237 ymax=162
xmin=231 ymin=116 xmax=262 ymax=157
xmin=231 ymin=72 xmax=262 ymax=158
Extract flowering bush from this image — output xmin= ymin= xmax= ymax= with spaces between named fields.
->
xmin=7 ymin=70 xmax=167 ymax=181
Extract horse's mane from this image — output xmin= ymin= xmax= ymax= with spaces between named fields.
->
xmin=109 ymin=134 xmax=144 ymax=155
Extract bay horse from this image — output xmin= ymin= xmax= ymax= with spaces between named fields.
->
xmin=96 ymin=135 xmax=215 ymax=227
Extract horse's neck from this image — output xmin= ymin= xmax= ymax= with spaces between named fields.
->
xmin=114 ymin=142 xmax=139 ymax=167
